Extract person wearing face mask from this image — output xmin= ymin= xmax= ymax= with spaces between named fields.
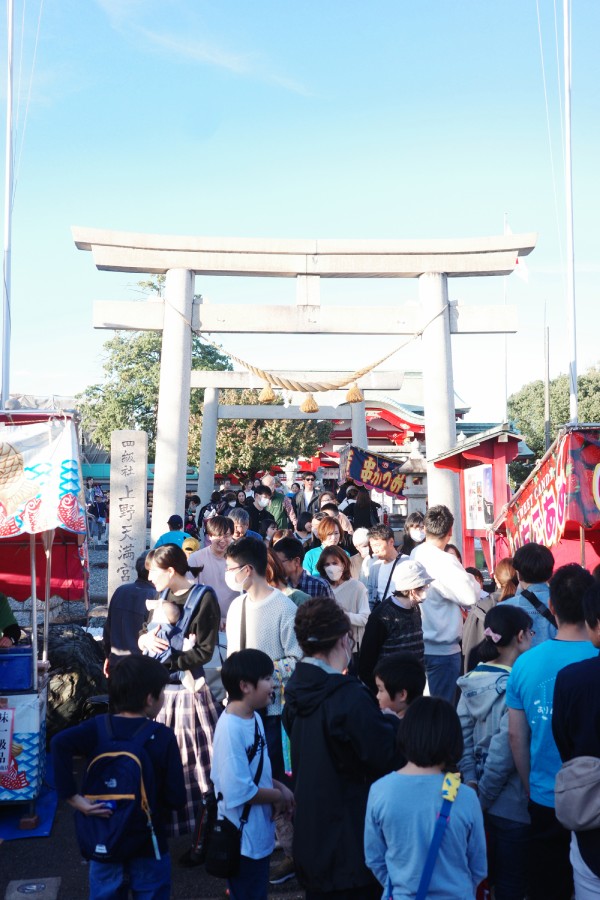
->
xmin=359 ymin=559 xmax=432 ymax=692
xmin=246 ymin=484 xmax=276 ymax=533
xmin=316 ymin=545 xmax=370 ymax=656
xmin=187 ymin=516 xmax=237 ymax=625
xmin=303 ymin=516 xmax=350 ymax=575
xmin=283 ymin=597 xmax=399 ymax=899
xmin=399 ymin=511 xmax=426 ymax=556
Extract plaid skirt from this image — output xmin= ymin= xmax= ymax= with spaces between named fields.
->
xmin=157 ymin=681 xmax=220 ymax=836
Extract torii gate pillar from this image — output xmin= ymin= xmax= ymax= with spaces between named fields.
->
xmin=419 ymin=272 xmax=460 ymax=523
xmin=152 ymin=268 xmax=194 ymax=542
xmin=198 ymin=386 xmax=219 ymax=504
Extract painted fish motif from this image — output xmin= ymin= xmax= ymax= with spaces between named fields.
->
xmin=57 ymin=492 xmax=86 ymax=532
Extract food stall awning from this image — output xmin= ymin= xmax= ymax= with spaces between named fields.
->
xmin=0 ymin=412 xmax=87 ymax=601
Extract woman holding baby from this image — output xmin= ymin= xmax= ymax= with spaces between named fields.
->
xmin=138 ymin=543 xmax=220 ymax=837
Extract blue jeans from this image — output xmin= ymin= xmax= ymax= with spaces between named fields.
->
xmin=89 ymin=854 xmax=171 ymax=900
xmin=485 ymin=813 xmax=529 ymax=900
xmin=228 ymin=854 xmax=270 ymax=900
xmin=424 ymin=652 xmax=461 ymax=704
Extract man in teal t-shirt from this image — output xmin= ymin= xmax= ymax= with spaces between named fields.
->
xmin=506 ymin=563 xmax=598 ymax=900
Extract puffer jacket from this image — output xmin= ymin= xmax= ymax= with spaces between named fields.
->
xmin=457 ymin=662 xmax=529 ymax=824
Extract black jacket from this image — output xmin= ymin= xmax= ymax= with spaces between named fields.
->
xmin=283 ymin=661 xmax=399 ymax=892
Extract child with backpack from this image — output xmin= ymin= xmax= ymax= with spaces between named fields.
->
xmin=456 ymin=604 xmax=533 ymax=900
xmin=51 ymin=655 xmax=186 ymax=900
xmin=210 ymin=649 xmax=294 ymax=900
xmin=364 ymin=696 xmax=487 ymax=899
xmin=373 ymin=651 xmax=427 ymax=719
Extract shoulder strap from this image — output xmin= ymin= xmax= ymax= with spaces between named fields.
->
xmin=239 ymin=716 xmax=265 ymax=829
xmin=177 ymin=584 xmax=213 ymax=636
xmin=520 ymin=588 xmax=557 ymax=628
xmin=240 ymin=594 xmax=247 ymax=651
xmin=415 ymin=772 xmax=460 ymax=900
xmin=380 ymin=555 xmax=400 ymax=605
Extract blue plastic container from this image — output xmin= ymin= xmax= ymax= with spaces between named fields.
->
xmin=0 ymin=645 xmax=33 ymax=691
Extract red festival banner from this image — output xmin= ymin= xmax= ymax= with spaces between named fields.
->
xmin=504 ymin=428 xmax=600 ymax=552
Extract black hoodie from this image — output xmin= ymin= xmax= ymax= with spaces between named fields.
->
xmin=283 ymin=661 xmax=399 ymax=893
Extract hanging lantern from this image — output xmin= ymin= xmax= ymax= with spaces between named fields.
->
xmin=258 ymin=383 xmax=276 ymax=403
xmin=345 ymin=382 xmax=364 ymax=403
xmin=300 ymin=393 xmax=319 ymax=413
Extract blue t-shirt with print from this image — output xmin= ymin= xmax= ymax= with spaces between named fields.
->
xmin=506 ymin=639 xmax=598 ymax=807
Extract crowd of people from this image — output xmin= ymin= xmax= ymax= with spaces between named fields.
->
xmin=48 ymin=471 xmax=600 ymax=900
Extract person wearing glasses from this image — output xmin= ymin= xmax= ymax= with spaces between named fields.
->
xmin=283 ymin=596 xmax=398 ymax=899
xmin=292 ymin=472 xmax=321 ymax=517
xmin=187 ymin=515 xmax=236 ymax=625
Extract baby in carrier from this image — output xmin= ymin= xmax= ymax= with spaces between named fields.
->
xmin=144 ymin=596 xmax=198 ymax=690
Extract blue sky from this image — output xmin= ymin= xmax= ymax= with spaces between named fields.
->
xmin=1 ymin=0 xmax=599 ymax=421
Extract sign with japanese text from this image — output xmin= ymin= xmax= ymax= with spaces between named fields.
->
xmin=108 ymin=431 xmax=148 ymax=601
xmin=340 ymin=445 xmax=406 ymax=498
xmin=504 ymin=429 xmax=600 ymax=552
xmin=464 ymin=464 xmax=494 ymax=530
xmin=0 ymin=706 xmax=15 ymax=774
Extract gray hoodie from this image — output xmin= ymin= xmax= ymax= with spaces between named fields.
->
xmin=457 ymin=663 xmax=530 ymax=824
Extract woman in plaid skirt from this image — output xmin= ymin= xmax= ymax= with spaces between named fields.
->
xmin=139 ymin=544 xmax=221 ymax=835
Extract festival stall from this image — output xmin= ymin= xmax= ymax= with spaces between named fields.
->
xmin=430 ymin=425 xmax=524 ymax=569
xmin=493 ymin=425 xmax=600 ymax=570
xmin=0 ymin=411 xmax=87 ymax=820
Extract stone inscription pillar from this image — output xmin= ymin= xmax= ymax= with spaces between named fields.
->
xmin=109 ymin=430 xmax=148 ymax=601
xmin=151 ymin=268 xmax=194 ymax=544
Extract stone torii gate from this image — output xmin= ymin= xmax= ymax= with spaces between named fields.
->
xmin=73 ymin=228 xmax=536 ymax=542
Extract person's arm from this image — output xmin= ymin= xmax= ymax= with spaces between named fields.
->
xmin=358 ymin=613 xmax=386 ymax=688
xmin=465 ymin=790 xmax=488 ymax=891
xmin=51 ymin=719 xmax=112 ymax=817
xmin=345 ymin=582 xmax=370 ymax=629
xmin=478 ymin=711 xmax=518 ymax=808
xmin=435 ymin=554 xmax=479 ymax=608
xmin=457 ymin=694 xmax=478 ymax=788
xmin=364 ymin=789 xmax=389 ymax=887
xmin=176 ymin=588 xmax=220 ymax=670
xmin=508 ymin=708 xmax=531 ymax=794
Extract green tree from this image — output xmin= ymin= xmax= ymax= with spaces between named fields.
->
xmin=189 ymin=389 xmax=333 ymax=476
xmin=507 ymin=365 xmax=600 ymax=486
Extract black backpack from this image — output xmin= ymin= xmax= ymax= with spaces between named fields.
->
xmin=75 ymin=715 xmax=161 ymax=863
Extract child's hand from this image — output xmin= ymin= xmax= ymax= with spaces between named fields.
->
xmin=272 ymin=781 xmax=295 ymax=816
xmin=67 ymin=794 xmax=114 ymax=818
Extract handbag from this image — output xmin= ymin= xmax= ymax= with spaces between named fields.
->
xmin=555 ymin=756 xmax=600 ymax=831
xmin=205 ymin=716 xmax=265 ymax=878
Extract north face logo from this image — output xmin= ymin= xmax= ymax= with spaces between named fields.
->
xmin=104 ymin=778 xmax=117 ymax=789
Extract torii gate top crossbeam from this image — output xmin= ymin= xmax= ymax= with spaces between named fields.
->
xmin=73 ymin=228 xmax=537 ymax=278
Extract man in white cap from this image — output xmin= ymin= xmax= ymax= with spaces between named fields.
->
xmin=358 ymin=559 xmax=433 ymax=690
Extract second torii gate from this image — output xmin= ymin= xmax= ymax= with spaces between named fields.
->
xmin=72 ymin=229 xmax=536 ymax=541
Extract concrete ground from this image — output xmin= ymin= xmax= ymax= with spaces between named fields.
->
xmin=1 ymin=788 xmax=304 ymax=898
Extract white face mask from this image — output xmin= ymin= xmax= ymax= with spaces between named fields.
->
xmin=228 ymin=501 xmax=236 ymax=508
xmin=410 ymin=528 xmax=425 ymax=543
xmin=258 ymin=497 xmax=270 ymax=508
xmin=324 ymin=564 xmax=344 ymax=582
xmin=224 ymin=567 xmax=248 ymax=593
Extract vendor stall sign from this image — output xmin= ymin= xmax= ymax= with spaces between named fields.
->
xmin=465 ymin=465 xmax=494 ymax=529
xmin=340 ymin=446 xmax=406 ymax=498
xmin=0 ymin=692 xmax=46 ymax=799
xmin=505 ymin=429 xmax=600 ymax=551
xmin=0 ymin=419 xmax=86 ymax=536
